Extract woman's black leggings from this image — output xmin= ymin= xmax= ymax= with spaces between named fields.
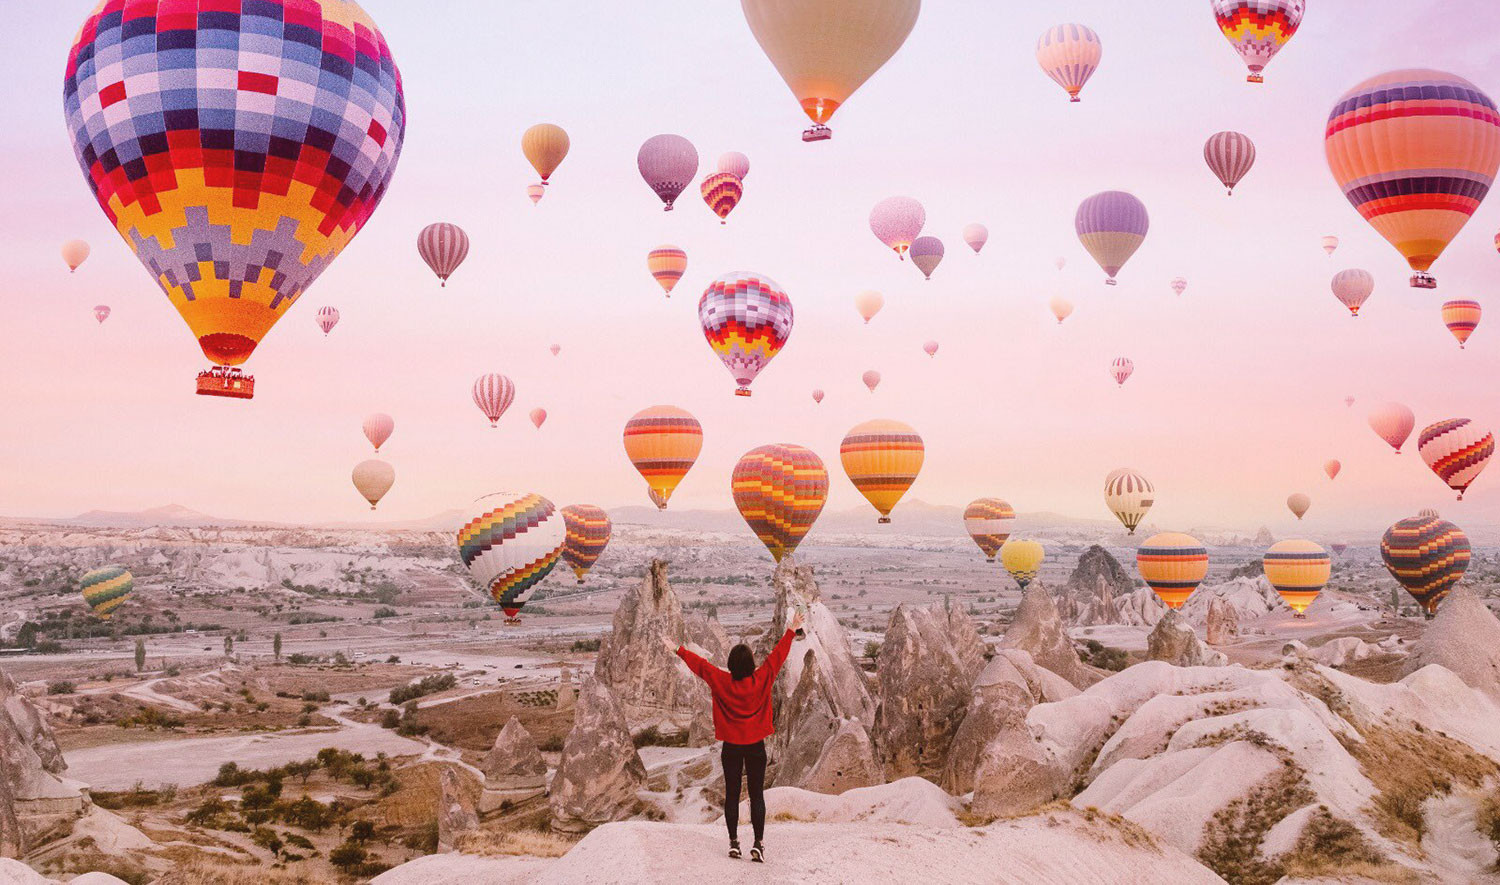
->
xmin=721 ymin=740 xmax=767 ymax=843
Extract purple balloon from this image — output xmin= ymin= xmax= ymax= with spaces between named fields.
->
xmin=638 ymin=134 xmax=699 ymax=211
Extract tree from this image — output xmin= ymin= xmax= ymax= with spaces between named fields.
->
xmin=329 ymin=841 xmax=367 ymax=873
xmin=134 ymin=638 xmax=146 ymax=672
xmin=273 ymin=632 xmax=282 ymax=661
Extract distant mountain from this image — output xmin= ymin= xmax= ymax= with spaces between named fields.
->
xmin=62 ymin=504 xmax=260 ymax=529
xmin=609 ymin=499 xmax=1118 ymax=537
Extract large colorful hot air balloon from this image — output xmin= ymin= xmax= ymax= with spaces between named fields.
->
xmin=1368 ymin=402 xmax=1415 ymax=453
xmin=560 ymin=504 xmax=612 ymax=584
xmin=1203 ymin=131 xmax=1256 ymax=195
xmin=840 ymin=419 xmax=923 ymax=524
xmin=855 ymin=290 xmax=885 ymax=324
xmin=1417 ymin=419 xmax=1494 ymax=500
xmin=521 ymin=123 xmax=570 ymax=186
xmin=473 ymin=374 xmax=516 ymax=428
xmin=1381 ymin=514 xmax=1470 ymax=617
xmin=624 ymin=406 xmax=703 ymax=509
xmin=962 ymin=223 xmax=988 ymax=253
xmin=870 ymin=197 xmax=925 ymax=259
xmin=1110 ymin=357 xmax=1134 ymax=387
xmin=1137 ymin=532 xmax=1209 ymax=609
xmin=1441 ymin=300 xmax=1481 ymax=348
xmin=1324 ymin=459 xmax=1341 ymax=480
xmin=922 ymin=340 xmax=939 ymax=358
xmin=963 ymin=498 xmax=1015 ymax=562
xmin=363 ymin=413 xmax=394 ymax=453
xmin=648 ymin=246 xmax=688 ymax=296
xmin=1105 ymin=468 xmax=1153 ymax=535
xmin=457 ymin=492 xmax=564 ymax=621
xmin=418 ymin=223 xmax=470 ymax=287
xmin=352 ymin=459 xmax=394 ymax=510
xmin=740 ymin=0 xmax=920 ymax=141
xmin=1321 ymin=235 xmax=1339 ymax=256
xmin=699 ymin=272 xmax=794 ymax=396
xmin=1263 ymin=539 xmax=1329 ymax=617
xmin=530 ymin=408 xmax=547 ymax=430
xmin=1211 ymin=0 xmax=1303 ymax=83
xmin=862 ymin=370 xmax=881 ymax=393
xmin=910 ymin=237 xmax=944 ymax=280
xmin=1076 ymin=191 xmax=1148 ymax=285
xmin=316 ymin=306 xmax=339 ymax=336
xmin=1035 ymin=23 xmax=1101 ymax=103
xmin=717 ymin=151 xmax=750 ymax=180
xmin=732 ymin=444 xmax=829 ymax=562
xmin=1287 ymin=492 xmax=1310 ymax=520
xmin=62 ymin=239 xmax=90 ymax=273
xmin=1325 ymin=70 xmax=1500 ymax=289
xmin=1000 ymin=540 xmax=1045 ymax=590
xmin=701 ymin=172 xmax=744 ymax=224
xmin=93 ymin=305 xmax=111 ymax=325
xmin=1170 ymin=277 xmax=1187 ymax=296
xmin=1049 ymin=296 xmax=1074 ymax=324
xmin=638 ymin=135 xmax=698 ymax=211
xmin=80 ymin=566 xmax=133 ymax=619
xmin=64 ymin=0 xmax=406 ymax=398
xmin=1330 ymin=269 xmax=1374 ymax=317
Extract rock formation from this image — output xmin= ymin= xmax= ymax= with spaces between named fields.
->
xmin=1113 ymin=586 xmax=1168 ymax=627
xmin=1204 ymin=596 xmax=1238 ymax=646
xmin=1180 ymin=576 xmax=1282 ymax=627
xmin=555 ymin=665 xmax=575 ymax=709
xmin=550 ymin=677 xmax=646 ymax=833
xmin=436 ymin=765 xmax=479 ymax=852
xmin=943 ymin=649 xmax=1078 ymax=795
xmin=0 ymin=668 xmax=88 ymax=858
xmin=479 ymin=717 xmax=547 ymax=810
xmin=999 ymin=584 xmax=1100 ymax=689
xmin=1403 ymin=585 xmax=1500 ymax=697
xmin=874 ymin=602 xmax=986 ymax=780
xmin=1066 ymin=546 xmax=1137 ymax=627
xmin=1145 ymin=610 xmax=1226 ymax=667
xmin=1311 ymin=636 xmax=1375 ymax=667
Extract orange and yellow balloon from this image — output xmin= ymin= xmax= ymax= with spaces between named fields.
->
xmin=1263 ymin=539 xmax=1329 ymax=617
xmin=623 ymin=406 xmax=703 ymax=509
xmin=732 ymin=444 xmax=829 ymax=562
xmin=1136 ymin=532 xmax=1209 ymax=610
xmin=964 ymin=498 xmax=1015 ymax=562
xmin=840 ymin=419 xmax=923 ymax=524
xmin=1441 ymin=300 xmax=1481 ymax=348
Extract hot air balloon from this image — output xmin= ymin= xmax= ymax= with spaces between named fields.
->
xmin=701 ymin=172 xmax=744 ymax=223
xmin=80 ymin=565 xmax=132 ymax=620
xmin=732 ymin=444 xmax=829 ymax=562
xmin=812 ymin=389 xmax=825 ymax=404
xmin=964 ymin=498 xmax=1015 ymax=561
xmin=1324 ymin=459 xmax=1341 ymax=480
xmin=910 ymin=237 xmax=944 ymax=280
xmin=473 ymin=374 xmax=516 ymax=427
xmin=1287 ymin=492 xmax=1311 ymax=520
xmin=1050 ymin=296 xmax=1074 ymax=324
xmin=64 ymin=0 xmax=406 ymax=400
xmin=560 ymin=504 xmax=612 ymax=584
xmin=1110 ymin=357 xmax=1134 ymax=387
xmin=1203 ymin=131 xmax=1256 ymax=194
xmin=840 ymin=419 xmax=923 ymax=524
xmin=862 ymin=370 xmax=881 ymax=393
xmin=521 ymin=123 xmax=570 ymax=186
xmin=648 ymin=246 xmax=688 ymax=296
xmin=1263 ymin=539 xmax=1329 ymax=617
xmin=1325 ymin=70 xmax=1500 ymax=289
xmin=93 ymin=305 xmax=110 ymax=325
xmin=1035 ymin=23 xmax=1101 ymax=103
xmin=1381 ymin=514 xmax=1470 ymax=617
xmin=418 ymin=223 xmax=469 ymax=287
xmin=1419 ymin=507 xmax=1441 ymax=519
xmin=963 ymin=223 xmax=989 ymax=253
xmin=740 ymin=0 xmax=920 ymax=141
xmin=870 ymin=196 xmax=925 ymax=259
xmin=1344 ymin=396 xmax=1355 ymax=407
xmin=62 ymin=239 xmax=90 ymax=273
xmin=1212 ymin=0 xmax=1303 ymax=83
xmin=1000 ymin=539 xmax=1045 ymax=590
xmin=718 ymin=151 xmax=750 ymax=180
xmin=922 ymin=340 xmax=939 ymax=358
xmin=1170 ymin=277 xmax=1187 ymax=296
xmin=1330 ymin=542 xmax=1348 ymax=555
xmin=1368 ymin=402 xmax=1415 ymax=453
xmin=699 ymin=272 xmax=793 ymax=396
xmin=1137 ymin=532 xmax=1209 ymax=609
xmin=530 ymin=408 xmax=548 ymax=430
xmin=458 ymin=492 xmax=565 ymax=622
xmin=1076 ymin=191 xmax=1148 ymax=285
xmin=1321 ymin=236 xmax=1339 ymax=256
xmin=527 ymin=183 xmax=545 ymax=205
xmin=1417 ymin=419 xmax=1494 ymax=500
xmin=855 ymin=290 xmax=885 ymax=324
xmin=1330 ymin=269 xmax=1374 ymax=317
xmin=315 ymin=307 xmax=339 ymax=336
xmin=352 ymin=459 xmax=394 ymax=510
xmin=1105 ymin=468 xmax=1154 ymax=535
xmin=1441 ymin=300 xmax=1481 ymax=348
xmin=638 ymin=134 xmax=698 ymax=211
xmin=363 ymin=413 xmax=394 ymax=453
xmin=1054 ymin=256 xmax=1066 ymax=270
xmin=624 ymin=405 xmax=703 ymax=509
xmin=549 ymin=344 xmax=561 ymax=357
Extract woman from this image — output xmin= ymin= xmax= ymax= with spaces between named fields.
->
xmin=663 ymin=611 xmax=803 ymax=862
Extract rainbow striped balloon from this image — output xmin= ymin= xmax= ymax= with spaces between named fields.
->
xmin=700 ymin=172 xmax=743 ymax=224
xmin=623 ymin=405 xmax=703 ymax=509
xmin=647 ymin=246 xmax=688 ymax=296
xmin=1441 ymin=300 xmax=1481 ymax=348
xmin=1211 ymin=0 xmax=1303 ymax=83
xmin=1136 ymin=532 xmax=1209 ymax=610
xmin=560 ymin=504 xmax=613 ymax=584
xmin=457 ymin=492 xmax=564 ymax=619
xmin=80 ymin=566 xmax=133 ymax=620
xmin=1262 ymin=539 xmax=1329 ymax=616
xmin=1417 ymin=419 xmax=1494 ymax=500
xmin=1035 ymin=23 xmax=1101 ymax=102
xmin=840 ymin=419 xmax=923 ymax=524
xmin=1381 ymin=514 xmax=1470 ymax=616
xmin=963 ymin=498 xmax=1015 ymax=561
xmin=732 ymin=444 xmax=829 ymax=563
xmin=698 ymin=272 xmax=794 ymax=396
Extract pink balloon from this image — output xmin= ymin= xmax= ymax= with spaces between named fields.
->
xmin=1367 ymin=402 xmax=1415 ymax=453
xmin=811 ymin=389 xmax=825 ymax=403
xmin=922 ymin=340 xmax=939 ymax=357
xmin=363 ymin=413 xmax=394 ymax=453
xmin=862 ymin=370 xmax=881 ymax=392
xmin=530 ymin=408 xmax=547 ymax=429
xmin=869 ymin=196 xmax=925 ymax=259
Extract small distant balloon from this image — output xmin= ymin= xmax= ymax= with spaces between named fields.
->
xmin=862 ymin=370 xmax=881 ymax=392
xmin=80 ymin=566 xmax=132 ymax=619
xmin=855 ymin=290 xmax=885 ymax=324
xmin=638 ymin=134 xmax=698 ymax=211
xmin=1110 ymin=357 xmax=1134 ymax=387
xmin=962 ymin=223 xmax=988 ymax=253
xmin=1049 ymin=296 xmax=1073 ymax=324
xmin=1368 ymin=402 xmax=1415 ymax=454
xmin=1000 ymin=539 xmax=1045 ymax=589
xmin=964 ymin=498 xmax=1015 ymax=562
xmin=1076 ymin=191 xmax=1148 ymax=285
xmin=1104 ymin=468 xmax=1153 ymax=535
xmin=352 ymin=459 xmax=395 ymax=510
xmin=717 ymin=151 xmax=750 ymax=179
xmin=93 ymin=305 xmax=110 ymax=324
xmin=521 ymin=123 xmax=570 ymax=185
xmin=1170 ymin=277 xmax=1187 ymax=296
xmin=526 ymin=183 xmax=545 ymax=205
xmin=62 ymin=239 xmax=90 ymax=272
xmin=549 ymin=344 xmax=561 ymax=357
xmin=870 ymin=196 xmax=925 ymax=259
xmin=1054 ymin=256 xmax=1066 ymax=271
xmin=316 ymin=306 xmax=339 ymax=336
xmin=530 ymin=408 xmax=548 ymax=429
xmin=923 ymin=340 xmax=939 ymax=357
xmin=811 ymin=389 xmax=825 ymax=404
xmin=1203 ymin=131 xmax=1256 ymax=194
xmin=1331 ymin=269 xmax=1373 ymax=317
xmin=648 ymin=246 xmax=688 ymax=297
xmin=1321 ymin=236 xmax=1339 ymax=256
xmin=701 ymin=172 xmax=743 ymax=224
xmin=473 ymin=374 xmax=516 ymax=428
xmin=417 ymin=223 xmax=470 ymax=287
xmin=1344 ymin=396 xmax=1355 ymax=408
xmin=363 ymin=413 xmax=394 ymax=453
xmin=1036 ymin=23 xmax=1101 ymax=102
xmin=1287 ymin=492 xmax=1311 ymax=520
xmin=1324 ymin=459 xmax=1341 ymax=480
xmin=910 ymin=236 xmax=944 ymax=280
xmin=1441 ymin=300 xmax=1481 ymax=349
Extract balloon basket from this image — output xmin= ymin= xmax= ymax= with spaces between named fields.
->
xmin=1246 ymin=73 xmax=1264 ymax=83
xmin=735 ymin=387 xmax=752 ymax=397
xmin=1069 ymin=95 xmax=1080 ymax=103
xmin=1409 ymin=273 xmax=1436 ymax=289
xmin=505 ymin=617 xmax=521 ymax=626
xmin=1104 ymin=279 xmax=1117 ymax=286
xmin=801 ymin=125 xmax=832 ymax=142
xmin=196 ymin=366 xmax=254 ymax=399
xmin=878 ymin=517 xmax=891 ymax=525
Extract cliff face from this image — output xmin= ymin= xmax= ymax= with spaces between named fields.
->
xmin=0 ymin=668 xmax=88 ymax=857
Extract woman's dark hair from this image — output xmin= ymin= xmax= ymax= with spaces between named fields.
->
xmin=727 ymin=644 xmax=755 ymax=680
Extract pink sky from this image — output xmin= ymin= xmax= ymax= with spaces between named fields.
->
xmin=1 ymin=1 xmax=1498 ymax=533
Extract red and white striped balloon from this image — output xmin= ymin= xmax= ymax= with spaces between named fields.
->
xmin=1418 ymin=418 xmax=1494 ymax=499
xmin=1203 ymin=131 xmax=1256 ymax=195
xmin=316 ymin=306 xmax=339 ymax=335
xmin=93 ymin=305 xmax=110 ymax=324
xmin=472 ymin=373 xmax=516 ymax=428
xmin=417 ymin=223 xmax=470 ymax=286
xmin=1110 ymin=357 xmax=1134 ymax=387
xmin=363 ymin=413 xmax=394 ymax=453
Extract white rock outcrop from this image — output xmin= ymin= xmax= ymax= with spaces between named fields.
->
xmin=1403 ymin=586 xmax=1500 ymax=698
xmin=1146 ymin=610 xmax=1226 ymax=667
xmin=999 ymin=584 xmax=1100 ymax=689
xmin=875 ymin=602 xmax=986 ymax=780
xmin=549 ymin=678 xmax=646 ymax=833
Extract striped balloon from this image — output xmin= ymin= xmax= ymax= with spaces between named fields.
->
xmin=1203 ymin=131 xmax=1256 ymax=195
xmin=560 ymin=504 xmax=613 ymax=584
xmin=1035 ymin=23 xmax=1101 ymax=102
xmin=964 ymin=498 xmax=1015 ymax=561
xmin=1136 ymin=532 xmax=1209 ymax=610
xmin=623 ymin=405 xmax=703 ymax=509
xmin=549 ymin=344 xmax=561 ymax=357
xmin=1419 ymin=507 xmax=1440 ymax=519
xmin=1417 ymin=418 xmax=1494 ymax=499
xmin=637 ymin=134 xmax=698 ymax=211
xmin=363 ymin=413 xmax=394 ymax=453
xmin=472 ymin=374 xmax=516 ymax=427
xmin=1322 ymin=235 xmax=1339 ymax=256
xmin=1287 ymin=492 xmax=1310 ymax=520
xmin=417 ymin=223 xmax=470 ymax=287
xmin=1262 ymin=539 xmax=1329 ymax=616
xmin=648 ymin=246 xmax=688 ymax=296
xmin=526 ymin=183 xmax=545 ymax=205
xmin=1170 ymin=277 xmax=1187 ymax=296
xmin=1075 ymin=191 xmax=1148 ymax=285
xmin=962 ymin=223 xmax=988 ymax=253
xmin=1104 ymin=468 xmax=1154 ymax=535
xmin=1441 ymin=299 xmax=1481 ymax=348
xmin=1212 ymin=0 xmax=1303 ymax=83
xmin=1330 ymin=543 xmax=1348 ymax=555
xmin=699 ymin=272 xmax=794 ymax=396
xmin=732 ymin=444 xmax=829 ymax=563
xmin=1110 ymin=357 xmax=1134 ymax=387
xmin=93 ymin=305 xmax=111 ymax=324
xmin=870 ymin=196 xmax=926 ymax=259
xmin=701 ymin=172 xmax=743 ymax=224
xmin=840 ymin=419 xmax=924 ymax=524
xmin=1324 ymin=459 xmax=1341 ymax=480
xmin=1381 ymin=514 xmax=1470 ymax=616
xmin=80 ymin=566 xmax=133 ymax=620
xmin=315 ymin=306 xmax=339 ymax=335
xmin=1325 ymin=70 xmax=1500 ymax=289
xmin=457 ymin=492 xmax=564 ymax=620
xmin=1367 ymin=402 xmax=1415 ymax=453
xmin=811 ymin=389 xmax=825 ymax=404
xmin=910 ymin=236 xmax=944 ymax=280
xmin=1000 ymin=539 xmax=1045 ymax=590
xmin=1330 ymin=269 xmax=1374 ymax=317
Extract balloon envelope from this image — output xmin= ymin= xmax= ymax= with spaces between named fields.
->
xmin=1323 ymin=459 xmax=1341 ymax=480
xmin=1287 ymin=492 xmax=1311 ymax=520
xmin=922 ymin=340 xmax=939 ymax=357
xmin=1212 ymin=0 xmax=1303 ymax=82
xmin=1076 ymin=191 xmax=1148 ymax=284
xmin=811 ymin=389 xmax=825 ymax=404
xmin=964 ymin=498 xmax=1015 ymax=561
xmin=624 ymin=406 xmax=703 ymax=509
xmin=1321 ymin=235 xmax=1339 ymax=256
xmin=855 ymin=290 xmax=885 ymax=323
xmin=648 ymin=246 xmax=688 ymax=296
xmin=560 ymin=504 xmax=612 ymax=583
xmin=316 ymin=306 xmax=339 ymax=335
xmin=840 ymin=419 xmax=923 ymax=523
xmin=1381 ymin=514 xmax=1470 ymax=615
xmin=962 ymin=223 xmax=989 ymax=253
xmin=870 ymin=196 xmax=925 ymax=258
xmin=701 ymin=172 xmax=744 ymax=223
xmin=1441 ymin=300 xmax=1481 ymax=348
xmin=1036 ymin=23 xmax=1101 ymax=102
xmin=1105 ymin=468 xmax=1154 ymax=535
xmin=93 ymin=305 xmax=111 ymax=324
xmin=80 ymin=565 xmax=132 ymax=619
xmin=1049 ymin=296 xmax=1073 ymax=324
xmin=521 ymin=123 xmax=570 ymax=182
xmin=1137 ymin=532 xmax=1209 ymax=609
xmin=418 ymin=223 xmax=470 ymax=286
xmin=910 ymin=236 xmax=944 ymax=280
xmin=363 ymin=413 xmax=394 ymax=453
xmin=1000 ymin=539 xmax=1045 ymax=589
xmin=352 ymin=459 xmax=395 ymax=510
xmin=457 ymin=492 xmax=565 ymax=618
xmin=1417 ymin=419 xmax=1494 ymax=499
xmin=62 ymin=239 xmax=90 ymax=272
xmin=717 ymin=151 xmax=750 ymax=179
xmin=862 ymin=370 xmax=881 ymax=392
xmin=1263 ymin=539 xmax=1329 ymax=614
xmin=530 ymin=408 xmax=548 ymax=429
xmin=1368 ymin=402 xmax=1415 ymax=453
xmin=1170 ymin=277 xmax=1187 ymax=296
xmin=699 ymin=272 xmax=794 ymax=396
xmin=732 ymin=444 xmax=829 ymax=562
xmin=638 ymin=134 xmax=698 ymax=211
xmin=1331 ymin=269 xmax=1374 ymax=317
xmin=1203 ymin=131 xmax=1256 ymax=194
xmin=473 ymin=374 xmax=516 ymax=427
xmin=1110 ymin=357 xmax=1134 ymax=387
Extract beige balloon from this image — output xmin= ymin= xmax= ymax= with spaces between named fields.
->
xmin=1049 ymin=295 xmax=1073 ymax=324
xmin=62 ymin=239 xmax=90 ymax=272
xmin=855 ymin=290 xmax=884 ymax=323
xmin=352 ymin=460 xmax=395 ymax=510
xmin=1287 ymin=492 xmax=1311 ymax=520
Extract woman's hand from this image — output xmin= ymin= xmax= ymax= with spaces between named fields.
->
xmin=660 ymin=635 xmax=679 ymax=655
xmin=789 ymin=610 xmax=805 ymax=635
